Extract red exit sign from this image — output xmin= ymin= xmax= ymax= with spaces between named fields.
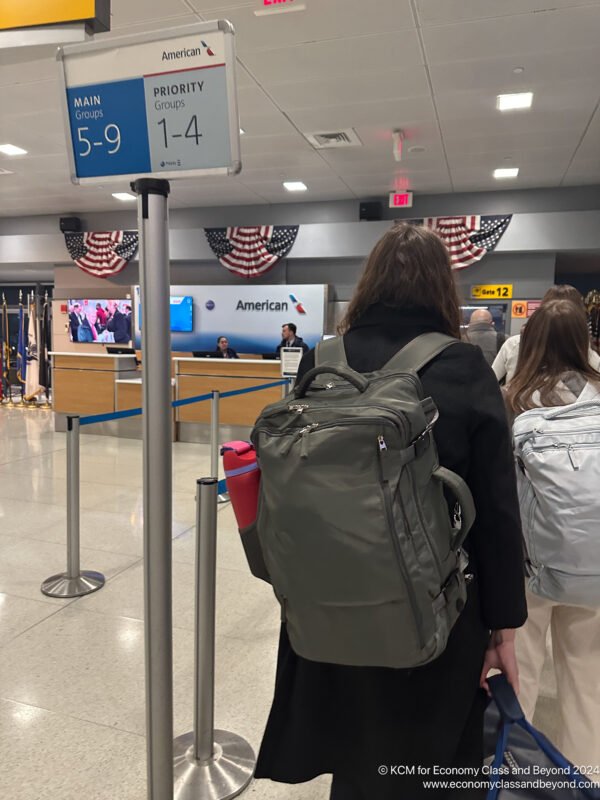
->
xmin=389 ymin=191 xmax=413 ymax=208
xmin=256 ymin=0 xmax=306 ymax=14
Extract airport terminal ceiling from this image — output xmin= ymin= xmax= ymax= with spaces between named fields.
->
xmin=1 ymin=0 xmax=600 ymax=217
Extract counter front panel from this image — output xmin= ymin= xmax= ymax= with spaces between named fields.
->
xmin=175 ymin=359 xmax=282 ymax=426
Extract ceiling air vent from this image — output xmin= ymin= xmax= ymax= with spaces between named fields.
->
xmin=305 ymin=129 xmax=363 ymax=149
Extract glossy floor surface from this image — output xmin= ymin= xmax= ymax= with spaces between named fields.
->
xmin=0 ymin=408 xmax=558 ymax=799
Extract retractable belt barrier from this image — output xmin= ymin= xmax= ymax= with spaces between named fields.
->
xmin=77 ymin=380 xmax=289 ymax=427
xmin=40 ymin=378 xmax=291 ymax=599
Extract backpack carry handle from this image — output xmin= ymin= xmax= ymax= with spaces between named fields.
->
xmin=294 ymin=365 xmax=369 ymax=398
xmin=432 ymin=467 xmax=476 ymax=548
xmin=544 ymin=399 xmax=600 ymax=420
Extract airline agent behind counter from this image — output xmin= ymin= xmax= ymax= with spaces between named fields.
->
xmin=214 ymin=336 xmax=239 ymax=359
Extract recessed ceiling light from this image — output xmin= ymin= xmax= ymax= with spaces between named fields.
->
xmin=112 ymin=192 xmax=137 ymax=201
xmin=497 ymin=92 xmax=533 ymax=111
xmin=494 ymin=167 xmax=519 ymax=179
xmin=513 ymin=67 xmax=525 ymax=74
xmin=0 ymin=143 xmax=27 ymax=156
xmin=283 ymin=181 xmax=307 ymax=192
xmin=240 ymin=128 xmax=245 ymax=135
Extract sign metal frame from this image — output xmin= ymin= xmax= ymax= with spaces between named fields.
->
xmin=57 ymin=20 xmax=241 ymax=185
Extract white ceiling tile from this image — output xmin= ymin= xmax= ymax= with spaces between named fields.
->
xmin=416 ymin=0 xmax=600 ymax=25
xmin=0 ymin=46 xmax=61 ymax=87
xmin=237 ymin=84 xmax=282 ymax=117
xmin=287 ymin=97 xmax=437 ymax=135
xmin=241 ymin=32 xmax=423 ymax=84
xmin=319 ymin=150 xmax=449 ymax=177
xmin=447 ymin=148 xmax=574 ymax=173
xmin=571 ymin=109 xmax=600 ymax=159
xmin=1 ymin=79 xmax=62 ymax=117
xmin=237 ymin=112 xmax=297 ymax=136
xmin=440 ymin=108 xmax=592 ymax=140
xmin=434 ymin=80 xmax=600 ymax=122
xmin=265 ymin=67 xmax=431 ymax=111
xmin=110 ymin=0 xmax=192 ymax=27
xmin=205 ymin=1 xmax=415 ymax=53
xmin=428 ymin=48 xmax=600 ymax=96
xmin=443 ymin=127 xmax=584 ymax=155
xmin=421 ymin=5 xmax=600 ymax=64
xmin=187 ymin=1 xmax=254 ymax=11
xmin=240 ymin=133 xmax=313 ymax=156
xmin=451 ymin=165 xmax=564 ymax=187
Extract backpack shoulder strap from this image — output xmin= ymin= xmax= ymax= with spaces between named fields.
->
xmin=315 ymin=335 xmax=348 ymax=366
xmin=496 ymin=331 xmax=505 ymax=354
xmin=383 ymin=332 xmax=459 ymax=373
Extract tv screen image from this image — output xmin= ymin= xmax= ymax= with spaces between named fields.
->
xmin=137 ymin=295 xmax=194 ymax=333
xmin=169 ymin=296 xmax=194 ymax=333
xmin=67 ymin=299 xmax=132 ymax=344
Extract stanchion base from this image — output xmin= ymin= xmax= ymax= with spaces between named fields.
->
xmin=173 ymin=729 xmax=255 ymax=800
xmin=218 ymin=493 xmax=230 ymax=505
xmin=40 ymin=571 xmax=105 ymax=598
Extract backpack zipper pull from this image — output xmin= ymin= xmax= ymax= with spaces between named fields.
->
xmin=378 ymin=435 xmax=388 ymax=452
xmin=567 ymin=445 xmax=579 ymax=470
xmin=300 ymin=423 xmax=318 ymax=459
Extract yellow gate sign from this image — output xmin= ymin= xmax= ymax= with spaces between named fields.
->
xmin=470 ymin=284 xmax=513 ymax=300
xmin=0 ymin=0 xmax=109 ymax=32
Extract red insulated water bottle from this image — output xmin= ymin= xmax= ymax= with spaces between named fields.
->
xmin=221 ymin=440 xmax=261 ymax=529
xmin=221 ymin=441 xmax=269 ymax=582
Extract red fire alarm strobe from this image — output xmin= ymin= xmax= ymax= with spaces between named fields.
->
xmin=389 ymin=191 xmax=413 ymax=209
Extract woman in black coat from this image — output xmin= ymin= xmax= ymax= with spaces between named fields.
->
xmin=254 ymin=224 xmax=527 ymax=799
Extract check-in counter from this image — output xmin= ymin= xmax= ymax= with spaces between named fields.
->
xmin=115 ymin=377 xmax=176 ymax=440
xmin=174 ymin=357 xmax=282 ymax=437
xmin=50 ymin=352 xmax=139 ymax=416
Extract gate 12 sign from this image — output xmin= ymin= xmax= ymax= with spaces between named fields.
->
xmin=57 ymin=21 xmax=241 ymax=183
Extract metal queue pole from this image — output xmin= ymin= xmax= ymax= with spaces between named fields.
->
xmin=211 ymin=390 xmax=229 ymax=504
xmin=41 ymin=415 xmax=105 ymax=597
xmin=131 ymin=178 xmax=175 ymax=800
xmin=173 ymin=478 xmax=255 ymax=800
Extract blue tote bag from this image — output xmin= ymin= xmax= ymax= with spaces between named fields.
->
xmin=486 ymin=675 xmax=600 ymax=800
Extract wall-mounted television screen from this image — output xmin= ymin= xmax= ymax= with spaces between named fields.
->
xmin=137 ymin=295 xmax=194 ymax=333
xmin=169 ymin=296 xmax=194 ymax=332
xmin=67 ymin=299 xmax=131 ymax=344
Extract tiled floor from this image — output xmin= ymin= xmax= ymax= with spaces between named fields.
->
xmin=0 ymin=407 xmax=559 ymax=800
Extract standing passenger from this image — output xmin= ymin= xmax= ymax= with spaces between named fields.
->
xmin=463 ymin=308 xmax=506 ymax=366
xmin=492 ymin=285 xmax=600 ymax=383
xmin=254 ymin=223 xmax=527 ymax=800
xmin=506 ymin=299 xmax=600 ymax=770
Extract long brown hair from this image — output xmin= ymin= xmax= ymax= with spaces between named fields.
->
xmin=339 ymin=223 xmax=462 ymax=337
xmin=506 ymin=299 xmax=600 ymax=414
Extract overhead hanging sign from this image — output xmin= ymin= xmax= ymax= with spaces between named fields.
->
xmin=470 ymin=284 xmax=513 ymax=300
xmin=0 ymin=0 xmax=109 ymax=32
xmin=58 ymin=21 xmax=241 ymax=184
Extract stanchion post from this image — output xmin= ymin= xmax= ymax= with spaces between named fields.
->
xmin=173 ymin=478 xmax=255 ymax=799
xmin=132 ymin=178 xmax=174 ymax=800
xmin=210 ymin=390 xmax=220 ymax=480
xmin=41 ymin=415 xmax=105 ymax=598
xmin=194 ymin=478 xmax=217 ymax=764
xmin=211 ymin=390 xmax=229 ymax=504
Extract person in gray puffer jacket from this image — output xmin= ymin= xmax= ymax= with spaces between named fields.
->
xmin=463 ymin=309 xmax=506 ymax=366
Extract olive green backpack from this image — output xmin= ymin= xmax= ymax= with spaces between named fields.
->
xmin=250 ymin=332 xmax=476 ymax=668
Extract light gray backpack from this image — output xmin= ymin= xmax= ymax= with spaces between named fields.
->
xmin=513 ymin=391 xmax=600 ymax=608
xmin=250 ymin=333 xmax=476 ymax=668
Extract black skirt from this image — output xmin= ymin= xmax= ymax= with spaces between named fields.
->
xmin=255 ymin=578 xmax=490 ymax=800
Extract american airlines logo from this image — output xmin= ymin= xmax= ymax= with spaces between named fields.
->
xmin=289 ymin=294 xmax=307 ymax=314
xmin=161 ymin=40 xmax=215 ymax=62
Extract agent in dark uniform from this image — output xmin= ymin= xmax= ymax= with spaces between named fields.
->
xmin=214 ymin=336 xmax=239 ymax=359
